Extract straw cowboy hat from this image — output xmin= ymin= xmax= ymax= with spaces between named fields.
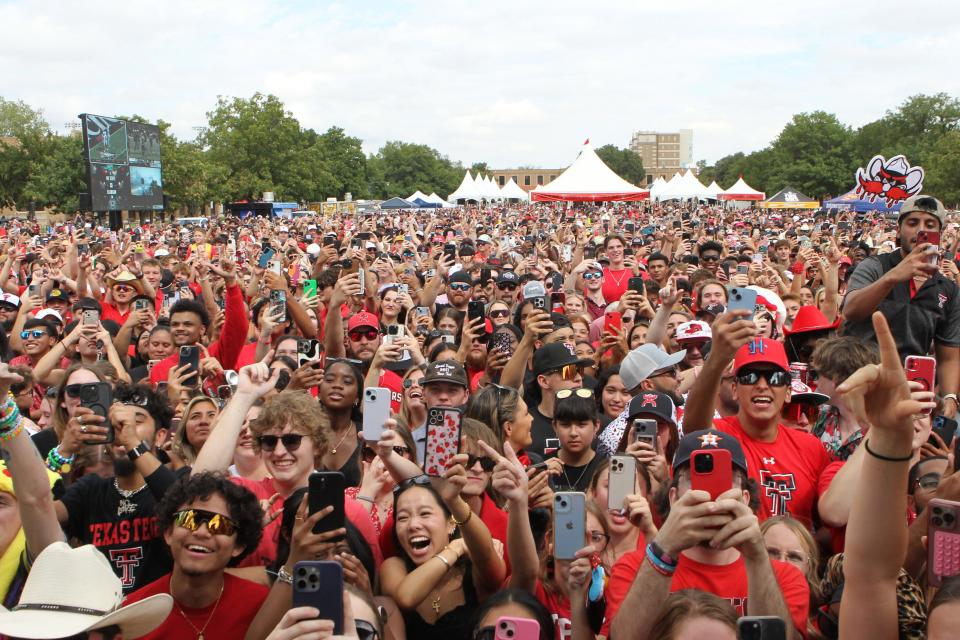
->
xmin=105 ymin=270 xmax=145 ymax=295
xmin=0 ymin=542 xmax=172 ymax=639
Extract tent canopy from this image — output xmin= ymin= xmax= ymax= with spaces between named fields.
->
xmin=761 ymin=187 xmax=819 ymax=209
xmin=824 ymin=189 xmax=902 ymax=213
xmin=448 ymin=171 xmax=478 ymax=202
xmin=500 ymin=178 xmax=530 ymax=201
xmin=380 ymin=197 xmax=418 ymax=209
xmin=705 ymin=181 xmax=723 ymax=199
xmin=719 ymin=176 xmax=765 ymax=201
xmin=532 ymin=142 xmax=649 ymax=202
xmin=656 ymin=170 xmax=711 ymax=201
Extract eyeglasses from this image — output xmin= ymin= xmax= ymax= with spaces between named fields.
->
xmin=355 ymin=620 xmax=380 ymax=640
xmin=588 ymin=530 xmax=610 ymax=549
xmin=556 ymin=388 xmax=593 ymax=399
xmin=490 ymin=309 xmax=510 ymax=319
xmin=916 ymin=472 xmax=942 ymax=490
xmin=348 ymin=329 xmax=379 ymax=341
xmin=781 ymin=402 xmax=819 ymax=423
xmin=173 ymin=508 xmax=238 ymax=537
xmin=113 ymin=284 xmax=134 ymax=293
xmin=20 ymin=330 xmax=48 ymax=340
xmin=583 ymin=272 xmax=603 ymax=280
xmin=466 ymin=454 xmax=495 ymax=471
xmin=496 ymin=283 xmax=518 ymax=291
xmin=402 ymin=377 xmax=423 ymax=389
xmin=766 ymin=547 xmax=808 ymax=566
xmin=256 ymin=433 xmax=305 ymax=452
xmin=448 ymin=282 xmax=471 ymax=292
xmin=546 ymin=364 xmax=582 ymax=381
xmin=362 ymin=445 xmax=410 ymax=462
xmin=736 ymin=369 xmax=791 ymax=387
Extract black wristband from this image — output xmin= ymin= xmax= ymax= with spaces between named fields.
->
xmin=863 ymin=439 xmax=912 ymax=462
xmin=127 ymin=441 xmax=151 ymax=461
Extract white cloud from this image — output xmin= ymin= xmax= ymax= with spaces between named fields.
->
xmin=1 ymin=0 xmax=958 ymax=171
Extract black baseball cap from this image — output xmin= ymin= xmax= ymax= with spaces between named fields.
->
xmin=496 ymin=271 xmax=520 ymax=286
xmin=672 ymin=429 xmax=748 ymax=474
xmin=448 ymin=271 xmax=474 ymax=286
xmin=532 ymin=342 xmax=592 ymax=376
xmin=627 ymin=391 xmax=676 ymax=427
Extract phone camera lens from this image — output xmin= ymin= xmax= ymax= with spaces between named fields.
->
xmin=694 ymin=454 xmax=714 ymax=473
xmin=933 ymin=517 xmax=943 ymax=527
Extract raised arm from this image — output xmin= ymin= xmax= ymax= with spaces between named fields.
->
xmin=843 ymin=248 xmax=935 ymax=323
xmin=322 ymin=273 xmax=362 ymax=359
xmin=500 ymin=309 xmax=552 ymax=390
xmin=482 ymin=441 xmax=537 ymax=591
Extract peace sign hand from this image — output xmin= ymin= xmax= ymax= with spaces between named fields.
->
xmin=478 ymin=440 xmax=528 ymax=507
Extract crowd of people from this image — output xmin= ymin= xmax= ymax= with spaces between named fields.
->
xmin=0 ymin=193 xmax=955 ymax=639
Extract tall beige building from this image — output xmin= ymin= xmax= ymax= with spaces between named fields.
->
xmin=629 ymin=129 xmax=693 ymax=184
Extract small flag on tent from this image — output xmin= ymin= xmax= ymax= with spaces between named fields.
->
xmin=583 ymin=138 xmax=590 ymax=145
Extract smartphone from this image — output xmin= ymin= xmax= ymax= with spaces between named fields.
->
xmin=27 ymin=283 xmax=40 ymax=298
xmin=467 ymin=300 xmax=486 ymax=324
xmin=928 ymin=499 xmax=960 ymax=587
xmin=631 ymin=419 xmax=658 ymax=452
xmin=628 ymin=276 xmax=645 ymax=294
xmin=82 ymin=308 xmax=100 ymax=326
xmin=553 ymin=492 xmax=586 ymax=560
xmin=491 ymin=331 xmax=514 ymax=357
xmin=529 ymin=295 xmax=547 ymax=311
xmin=415 ymin=306 xmax=430 ymax=319
xmin=443 ymin=243 xmax=457 ymax=259
xmin=690 ymin=449 xmax=733 ymax=500
xmin=727 ymin=287 xmax=758 ymax=317
xmin=544 ymin=437 xmax=561 ymax=456
xmin=737 ymin=264 xmax=749 ymax=275
xmin=494 ymin=616 xmax=540 ymax=640
xmin=604 ymin=311 xmax=622 ymax=335
xmin=133 ymin=299 xmax=150 ymax=312
xmin=905 ymin=355 xmax=936 ymax=393
xmin=303 ymin=279 xmax=318 ymax=298
xmin=296 ymin=338 xmax=320 ymax=368
xmin=933 ymin=416 xmax=959 ymax=447
xmin=77 ymin=243 xmax=89 ymax=256
xmin=269 ymin=289 xmax=287 ymax=323
xmin=737 ymin=616 xmax=786 ymax=640
xmin=357 ymin=268 xmax=366 ymax=297
xmin=424 ymin=407 xmax=463 ymax=476
xmin=78 ymin=383 xmax=114 ymax=444
xmin=268 ymin=260 xmax=282 ymax=275
xmin=178 ymin=345 xmax=201 ymax=386
xmin=258 ymin=248 xmax=276 ymax=269
xmin=362 ymin=387 xmax=392 ymax=443
xmin=608 ymin=455 xmax=637 ymax=513
xmin=917 ymin=230 xmax=942 ymax=266
xmin=292 ymin=561 xmax=344 ymax=635
xmin=307 ymin=471 xmax=346 ymax=537
xmin=322 ymin=235 xmax=336 ymax=247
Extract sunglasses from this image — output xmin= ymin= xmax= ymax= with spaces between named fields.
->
xmin=362 ymin=445 xmax=410 ymax=462
xmin=466 ymin=454 xmax=496 ymax=471
xmin=701 ymin=254 xmax=721 ymax=263
xmin=496 ymin=283 xmax=518 ymax=291
xmin=20 ymin=329 xmax=49 ymax=340
xmin=173 ymin=508 xmax=238 ymax=537
xmin=402 ymin=377 xmax=423 ymax=389
xmin=490 ymin=309 xmax=510 ymax=319
xmin=781 ymin=402 xmax=819 ymax=423
xmin=393 ymin=474 xmax=431 ymax=495
xmin=556 ymin=387 xmax=593 ymax=399
xmin=113 ymin=284 xmax=134 ymax=293
xmin=348 ymin=329 xmax=379 ymax=341
xmin=63 ymin=383 xmax=84 ymax=398
xmin=448 ymin=282 xmax=471 ymax=292
xmin=326 ymin=357 xmax=363 ymax=368
xmin=546 ymin=364 xmax=582 ymax=381
xmin=256 ymin=433 xmax=305 ymax=452
xmin=651 ymin=366 xmax=679 ymax=379
xmin=355 ymin=620 xmax=380 ymax=640
xmin=583 ymin=272 xmax=603 ymax=280
xmin=736 ymin=369 xmax=791 ymax=387
xmin=916 ymin=472 xmax=942 ymax=490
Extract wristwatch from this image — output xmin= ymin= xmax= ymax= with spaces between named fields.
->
xmin=276 ymin=565 xmax=293 ymax=585
xmin=126 ymin=441 xmax=151 ymax=461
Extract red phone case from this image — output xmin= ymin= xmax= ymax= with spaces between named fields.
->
xmin=424 ymin=408 xmax=462 ymax=476
xmin=604 ymin=311 xmax=622 ymax=335
xmin=690 ymin=449 xmax=733 ymax=500
xmin=927 ymin=499 xmax=960 ymax=587
xmin=905 ymin=356 xmax=936 ymax=393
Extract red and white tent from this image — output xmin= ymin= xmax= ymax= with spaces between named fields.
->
xmin=719 ymin=176 xmax=765 ymax=201
xmin=531 ymin=141 xmax=649 ymax=202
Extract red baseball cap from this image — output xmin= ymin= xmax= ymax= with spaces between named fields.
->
xmin=733 ymin=338 xmax=789 ymax=374
xmin=347 ymin=311 xmax=380 ymax=332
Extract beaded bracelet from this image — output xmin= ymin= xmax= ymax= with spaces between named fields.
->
xmin=0 ymin=419 xmax=23 ymax=443
xmin=0 ymin=406 xmax=22 ymax=438
xmin=46 ymin=447 xmax=75 ymax=474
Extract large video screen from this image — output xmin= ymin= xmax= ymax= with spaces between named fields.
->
xmin=81 ymin=114 xmax=163 ymax=211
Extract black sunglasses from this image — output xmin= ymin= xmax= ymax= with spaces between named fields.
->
xmin=63 ymin=383 xmax=83 ymax=398
xmin=362 ymin=445 xmax=410 ymax=462
xmin=392 ymin=474 xmax=431 ymax=495
xmin=256 ymin=433 xmax=305 ymax=452
xmin=355 ymin=620 xmax=380 ymax=640
xmin=466 ymin=454 xmax=495 ymax=471
xmin=736 ymin=369 xmax=791 ymax=387
xmin=497 ymin=283 xmax=518 ymax=291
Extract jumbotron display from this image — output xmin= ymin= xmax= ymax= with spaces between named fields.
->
xmin=80 ymin=114 xmax=163 ymax=211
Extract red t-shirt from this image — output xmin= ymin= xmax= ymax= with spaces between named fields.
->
xmin=601 ymin=267 xmax=631 ymax=304
xmin=124 ymin=572 xmax=269 ymax=640
xmin=229 ymin=476 xmax=381 ymax=569
xmin=713 ymin=416 xmax=831 ymax=527
xmin=99 ymin=300 xmax=131 ymax=326
xmin=606 ymin=550 xmax=809 ymax=635
xmin=533 ymin=579 xmax=610 ymax=640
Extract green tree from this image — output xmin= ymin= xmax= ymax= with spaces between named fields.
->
xmin=316 ymin=127 xmax=366 ymax=199
xmin=0 ymin=97 xmax=51 ymax=208
xmin=21 ymin=132 xmax=86 ymax=211
xmin=366 ymin=141 xmax=462 ymax=199
xmin=766 ymin=111 xmax=856 ymax=198
xmin=595 ymin=144 xmax=646 ymax=185
xmin=922 ymin=131 xmax=960 ymax=207
xmin=470 ymin=162 xmax=489 ymax=174
xmin=855 ymin=93 xmax=960 ymax=162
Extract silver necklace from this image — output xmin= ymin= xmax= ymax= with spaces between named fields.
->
xmin=561 ymin=457 xmax=592 ymax=491
xmin=114 ymin=478 xmax=147 ymax=517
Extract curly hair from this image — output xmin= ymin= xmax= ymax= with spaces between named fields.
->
xmin=157 ymin=471 xmax=263 ymax=566
xmin=169 ymin=299 xmax=210 ymax=328
xmin=113 ymin=382 xmax=175 ymax=431
xmin=249 ymin=390 xmax=329 ymax=456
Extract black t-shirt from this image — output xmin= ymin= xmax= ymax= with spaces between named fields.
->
xmin=60 ymin=471 xmax=176 ymax=593
xmin=528 ymin=403 xmax=557 ymax=459
xmin=550 ymin=454 xmax=603 ymax=493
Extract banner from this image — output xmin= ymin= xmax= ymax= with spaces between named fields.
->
xmin=854 ymin=154 xmax=924 ymax=207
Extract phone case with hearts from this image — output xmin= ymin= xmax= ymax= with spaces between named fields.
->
xmin=424 ymin=407 xmax=462 ymax=476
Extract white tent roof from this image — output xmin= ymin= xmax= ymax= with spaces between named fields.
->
xmin=531 ymin=142 xmax=649 ymax=202
xmin=448 ymin=171 xmax=478 ymax=202
xmin=656 ymin=170 xmax=711 ymax=201
xmin=425 ymin=192 xmax=456 ymax=208
xmin=500 ymin=177 xmax=530 ymax=201
xmin=719 ymin=176 xmax=765 ymax=201
xmin=646 ymin=177 xmax=668 ymax=200
xmin=484 ymin=175 xmax=503 ymax=200
xmin=705 ymin=181 xmax=723 ymax=198
xmin=407 ymin=190 xmax=430 ymax=203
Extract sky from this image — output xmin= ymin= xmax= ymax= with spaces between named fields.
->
xmin=2 ymin=0 xmax=959 ymax=170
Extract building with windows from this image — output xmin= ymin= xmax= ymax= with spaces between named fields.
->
xmin=489 ymin=169 xmax=564 ymax=192
xmin=628 ymin=129 xmax=693 ymax=184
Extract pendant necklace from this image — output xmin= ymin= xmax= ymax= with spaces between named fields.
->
xmin=330 ymin=425 xmax=354 ymax=455
xmin=114 ymin=478 xmax=147 ymax=518
xmin=174 ymin=580 xmax=225 ymax=640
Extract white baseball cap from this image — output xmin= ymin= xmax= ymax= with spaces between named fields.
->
xmin=36 ymin=309 xmax=63 ymax=323
xmin=676 ymin=320 xmax=712 ymax=342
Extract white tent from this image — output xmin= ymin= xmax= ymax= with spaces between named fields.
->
xmin=656 ymin=170 xmax=711 ymax=201
xmin=407 ymin=190 xmax=430 ymax=203
xmin=500 ymin=177 xmax=530 ymax=201
xmin=705 ymin=181 xmax=723 ymax=199
xmin=425 ymin=192 xmax=456 ymax=208
xmin=483 ymin=175 xmax=502 ymax=200
xmin=531 ymin=141 xmax=649 ymax=202
xmin=719 ymin=176 xmax=765 ymax=201
xmin=448 ymin=171 xmax=478 ymax=202
xmin=646 ymin=177 xmax=668 ymax=200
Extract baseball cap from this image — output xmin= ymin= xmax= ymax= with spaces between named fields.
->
xmin=532 ymin=342 xmax=592 ymax=376
xmin=347 ymin=311 xmax=379 ymax=333
xmin=620 ymin=344 xmax=686 ymax=391
xmin=522 ymin=281 xmax=547 ymax=300
xmin=676 ymin=320 xmax=711 ymax=342
xmin=421 ymin=360 xmax=468 ymax=388
xmin=46 ymin=288 xmax=70 ymax=303
xmin=898 ymin=194 xmax=945 ymax=227
xmin=790 ymin=379 xmax=829 ymax=405
xmin=0 ymin=293 xmax=20 ymax=309
xmin=477 ymin=234 xmax=492 ymax=244
xmin=732 ymin=338 xmax=789 ymax=374
xmin=448 ymin=271 xmax=474 ymax=286
xmin=627 ymin=391 xmax=677 ymax=427
xmin=36 ymin=309 xmax=64 ymax=324
xmin=496 ymin=271 xmax=520 ymax=286
xmin=672 ymin=429 xmax=749 ymax=475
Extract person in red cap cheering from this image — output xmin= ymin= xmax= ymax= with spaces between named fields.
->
xmin=683 ymin=310 xmax=831 ymax=527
